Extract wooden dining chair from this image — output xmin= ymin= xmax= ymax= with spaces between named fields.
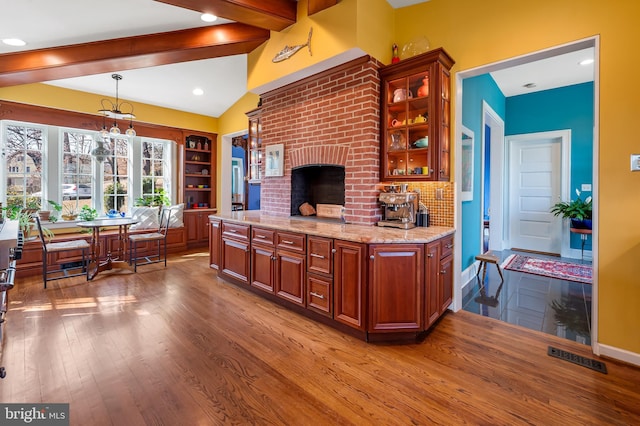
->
xmin=128 ymin=208 xmax=172 ymax=272
xmin=34 ymin=215 xmax=90 ymax=288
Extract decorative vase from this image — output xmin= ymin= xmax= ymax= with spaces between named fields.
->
xmin=197 ymin=141 xmax=202 ymax=150
xmin=417 ymin=76 xmax=429 ymax=97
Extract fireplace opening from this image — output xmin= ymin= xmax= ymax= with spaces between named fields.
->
xmin=291 ymin=165 xmax=345 ymax=216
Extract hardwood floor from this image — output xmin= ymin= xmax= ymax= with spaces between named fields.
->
xmin=1 ymin=250 xmax=638 ymax=425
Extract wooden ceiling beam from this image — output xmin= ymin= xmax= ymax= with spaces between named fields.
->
xmin=154 ymin=0 xmax=297 ymax=31
xmin=307 ymin=0 xmax=338 ymax=16
xmin=0 ymin=23 xmax=270 ymax=87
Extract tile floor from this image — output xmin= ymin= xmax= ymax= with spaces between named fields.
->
xmin=462 ymin=250 xmax=592 ymax=345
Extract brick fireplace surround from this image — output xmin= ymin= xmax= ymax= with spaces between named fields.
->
xmin=259 ymin=56 xmax=382 ymax=225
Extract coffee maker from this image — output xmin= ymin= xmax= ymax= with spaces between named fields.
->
xmin=377 ymin=191 xmax=419 ymax=229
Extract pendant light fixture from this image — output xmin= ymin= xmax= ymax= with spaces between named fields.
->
xmin=91 ymin=137 xmax=111 ymax=163
xmin=98 ymin=74 xmax=136 ymax=138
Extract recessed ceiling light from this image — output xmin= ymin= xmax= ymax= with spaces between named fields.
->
xmin=2 ymin=38 xmax=26 ymax=47
xmin=201 ymin=13 xmax=217 ymax=22
xmin=523 ymin=82 xmax=537 ymax=89
xmin=193 ymin=88 xmax=204 ymax=96
xmin=579 ymin=58 xmax=594 ymax=66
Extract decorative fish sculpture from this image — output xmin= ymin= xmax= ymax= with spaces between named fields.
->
xmin=272 ymin=28 xmax=313 ymax=63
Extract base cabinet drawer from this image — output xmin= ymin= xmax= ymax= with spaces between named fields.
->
xmin=307 ymin=273 xmax=332 ymax=316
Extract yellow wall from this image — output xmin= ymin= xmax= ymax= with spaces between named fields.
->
xmin=0 ymin=83 xmax=218 ymax=134
xmin=394 ymin=0 xmax=639 ymax=354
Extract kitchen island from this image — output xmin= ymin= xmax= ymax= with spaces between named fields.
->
xmin=209 ymin=211 xmax=455 ymax=343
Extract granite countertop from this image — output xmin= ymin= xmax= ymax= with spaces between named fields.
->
xmin=210 ymin=211 xmax=454 ymax=244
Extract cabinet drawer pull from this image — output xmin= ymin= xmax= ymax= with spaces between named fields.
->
xmin=427 ymin=253 xmax=434 ymax=258
xmin=281 ymin=240 xmax=294 ymax=245
xmin=440 ymin=270 xmax=445 ymax=274
xmin=229 ymin=229 xmax=237 ymax=233
xmin=256 ymin=235 xmax=266 ymax=239
xmin=310 ymin=253 xmax=325 ymax=259
xmin=310 ymin=291 xmax=325 ymax=299
xmin=445 ymin=244 xmax=453 ymax=249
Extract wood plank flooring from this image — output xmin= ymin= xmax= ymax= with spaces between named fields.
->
xmin=1 ymin=250 xmax=639 ymax=425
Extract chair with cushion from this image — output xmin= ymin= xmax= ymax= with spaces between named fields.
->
xmin=35 ymin=215 xmax=90 ymax=288
xmin=128 ymin=208 xmax=172 ymax=272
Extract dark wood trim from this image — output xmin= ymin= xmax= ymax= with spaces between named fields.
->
xmin=308 ymin=0 xmax=338 ymax=16
xmin=0 ymin=23 xmax=269 ymax=87
xmin=155 ymin=0 xmax=297 ymax=31
xmin=0 ymin=100 xmax=209 ymax=143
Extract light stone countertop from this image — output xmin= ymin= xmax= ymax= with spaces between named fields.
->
xmin=210 ymin=211 xmax=454 ymax=244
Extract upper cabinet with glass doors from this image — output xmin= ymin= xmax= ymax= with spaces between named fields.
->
xmin=246 ymin=107 xmax=262 ymax=183
xmin=379 ymin=48 xmax=455 ymax=182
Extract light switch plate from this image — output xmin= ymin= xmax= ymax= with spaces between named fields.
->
xmin=581 ymin=183 xmax=592 ymax=191
xmin=435 ymin=188 xmax=444 ymax=200
xmin=631 ymin=154 xmax=640 ymax=171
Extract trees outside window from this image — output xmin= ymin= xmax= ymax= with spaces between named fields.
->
xmin=2 ymin=123 xmax=44 ymax=210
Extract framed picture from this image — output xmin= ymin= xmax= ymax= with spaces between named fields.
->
xmin=461 ymin=125 xmax=474 ymax=202
xmin=265 ymin=143 xmax=284 ymax=177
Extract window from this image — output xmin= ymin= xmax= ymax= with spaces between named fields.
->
xmin=2 ymin=120 xmax=176 ymax=223
xmin=2 ymin=123 xmax=45 ymax=210
xmin=104 ymin=136 xmax=131 ymax=214
xmin=61 ymin=130 xmax=93 ymax=215
xmin=141 ymin=138 xmax=169 ymax=203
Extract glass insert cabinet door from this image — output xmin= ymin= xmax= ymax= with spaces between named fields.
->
xmin=379 ymin=48 xmax=454 ymax=182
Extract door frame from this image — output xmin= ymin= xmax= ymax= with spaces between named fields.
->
xmin=482 ymin=101 xmax=505 ymax=253
xmin=453 ymin=36 xmax=599 ymax=355
xmin=504 ymin=130 xmax=571 ymax=256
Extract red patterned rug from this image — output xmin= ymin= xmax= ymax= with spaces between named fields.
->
xmin=502 ymin=254 xmax=592 ymax=284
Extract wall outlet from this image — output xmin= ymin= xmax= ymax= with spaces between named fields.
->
xmin=581 ymin=183 xmax=592 ymax=191
xmin=435 ymin=188 xmax=444 ymax=200
xmin=631 ymin=154 xmax=640 ymax=171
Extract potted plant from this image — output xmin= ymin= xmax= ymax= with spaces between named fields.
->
xmin=550 ymin=189 xmax=592 ymax=229
xmin=78 ymin=205 xmax=98 ymax=221
xmin=39 ymin=200 xmax=63 ymax=222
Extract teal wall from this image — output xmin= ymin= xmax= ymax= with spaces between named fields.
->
xmin=505 ymin=82 xmax=594 ymax=250
xmin=461 ymin=74 xmax=505 ymax=269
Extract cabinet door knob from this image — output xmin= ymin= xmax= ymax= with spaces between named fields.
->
xmin=370 ymin=255 xmax=375 ymax=260
xmin=331 ymin=248 xmax=337 ymax=254
xmin=427 ymin=253 xmax=434 ymax=258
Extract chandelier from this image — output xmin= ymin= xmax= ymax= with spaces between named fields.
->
xmin=98 ymin=73 xmax=136 ymax=138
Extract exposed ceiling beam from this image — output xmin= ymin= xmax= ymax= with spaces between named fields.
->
xmin=307 ymin=0 xmax=338 ymax=16
xmin=155 ymin=0 xmax=297 ymax=31
xmin=0 ymin=23 xmax=270 ymax=87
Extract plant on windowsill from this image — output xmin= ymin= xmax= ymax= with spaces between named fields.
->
xmin=39 ymin=200 xmax=63 ymax=223
xmin=550 ymin=189 xmax=592 ymax=229
xmin=134 ymin=188 xmax=170 ymax=208
xmin=78 ymin=205 xmax=98 ymax=221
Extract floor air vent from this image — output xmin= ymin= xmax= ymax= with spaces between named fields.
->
xmin=548 ymin=346 xmax=608 ymax=374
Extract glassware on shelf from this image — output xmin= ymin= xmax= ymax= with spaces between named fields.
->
xmin=390 ymin=132 xmax=405 ymax=150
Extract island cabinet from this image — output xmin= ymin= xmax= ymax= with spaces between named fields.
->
xmin=306 ymin=236 xmax=334 ymax=317
xmin=220 ymin=222 xmax=250 ymax=284
xmin=210 ymin=217 xmax=454 ymax=344
xmin=274 ymin=231 xmax=306 ymax=306
xmin=333 ymin=240 xmax=366 ymax=330
xmin=368 ymin=244 xmax=424 ymax=333
xmin=209 ymin=218 xmax=221 ymax=270
xmin=425 ymin=234 xmax=454 ymax=327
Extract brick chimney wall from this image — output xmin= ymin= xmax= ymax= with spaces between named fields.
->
xmin=259 ymin=56 xmax=382 ymax=225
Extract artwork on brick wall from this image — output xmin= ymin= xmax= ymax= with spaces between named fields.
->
xmin=265 ymin=144 xmax=284 ymax=177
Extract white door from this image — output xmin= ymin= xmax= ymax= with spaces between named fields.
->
xmin=508 ymin=137 xmax=562 ymax=254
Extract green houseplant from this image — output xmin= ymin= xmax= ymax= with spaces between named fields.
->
xmin=550 ymin=189 xmax=592 ymax=229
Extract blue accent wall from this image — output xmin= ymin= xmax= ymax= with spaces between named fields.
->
xmin=232 ymin=143 xmax=260 ymax=210
xmin=505 ymin=82 xmax=594 ymax=250
xmin=461 ymin=74 xmax=506 ymax=270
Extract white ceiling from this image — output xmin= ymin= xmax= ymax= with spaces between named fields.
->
xmin=0 ymin=0 xmax=593 ymax=118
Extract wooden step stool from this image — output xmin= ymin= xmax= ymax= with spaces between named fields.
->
xmin=475 ymin=252 xmax=504 ymax=284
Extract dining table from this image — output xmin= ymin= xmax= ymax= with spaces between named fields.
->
xmin=77 ymin=217 xmax=139 ymax=280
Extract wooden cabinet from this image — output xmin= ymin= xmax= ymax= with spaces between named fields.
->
xmin=274 ymin=231 xmax=306 ymax=306
xmin=184 ymin=133 xmax=216 ymax=210
xmin=250 ymin=227 xmax=276 ymax=293
xmin=379 ymin=48 xmax=454 ymax=181
xmin=209 ymin=218 xmax=220 ymax=270
xmin=246 ymin=108 xmax=262 ymax=183
xmin=220 ymin=222 xmax=250 ymax=284
xmin=425 ymin=235 xmax=454 ymax=327
xmin=368 ymin=244 xmax=424 ymax=332
xmin=185 ymin=210 xmax=211 ymax=246
xmin=334 ymin=240 xmax=366 ymax=330
xmin=306 ymin=236 xmax=333 ymax=317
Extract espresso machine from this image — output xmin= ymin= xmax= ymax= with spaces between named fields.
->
xmin=377 ymin=191 xmax=419 ymax=229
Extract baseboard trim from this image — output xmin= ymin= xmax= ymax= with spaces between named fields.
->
xmin=595 ymin=342 xmax=640 ymax=367
xmin=461 ymin=262 xmax=477 ymax=290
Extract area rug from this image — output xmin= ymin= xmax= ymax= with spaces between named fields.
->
xmin=502 ymin=254 xmax=592 ymax=284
